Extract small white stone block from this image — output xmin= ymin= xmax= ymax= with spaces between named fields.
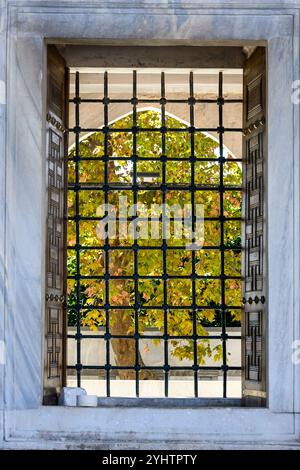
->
xmin=58 ymin=387 xmax=87 ymax=407
xmin=77 ymin=394 xmax=98 ymax=407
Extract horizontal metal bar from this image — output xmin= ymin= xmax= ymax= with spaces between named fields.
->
xmin=67 ymin=216 xmax=242 ymax=222
xmin=67 ymin=365 xmax=242 ymax=371
xmin=67 ymin=334 xmax=241 ymax=340
xmin=68 ymin=156 xmax=243 ymax=163
xmin=69 ymin=98 xmax=243 ymax=104
xmin=67 ymin=245 xmax=242 ymax=251
xmin=69 ymin=127 xmax=243 ymax=133
xmin=68 ymin=184 xmax=243 ymax=191
xmin=70 ymin=304 xmax=242 ymax=311
xmin=67 ymin=274 xmax=242 ymax=280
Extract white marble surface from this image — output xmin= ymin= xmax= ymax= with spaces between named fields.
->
xmin=67 ymin=378 xmax=242 ymax=399
xmin=12 ymin=6 xmax=294 ymax=42
xmin=0 ymin=0 xmax=300 ymax=449
xmin=5 ymin=34 xmax=44 ymax=412
xmin=267 ymin=36 xmax=295 ymax=413
xmin=4 ymin=406 xmax=298 ymax=449
xmin=0 ymin=0 xmax=7 ymax=445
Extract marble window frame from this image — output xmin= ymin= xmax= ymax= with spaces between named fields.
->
xmin=1 ymin=1 xmax=300 ymax=447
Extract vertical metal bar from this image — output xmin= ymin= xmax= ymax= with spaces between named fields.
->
xmin=74 ymin=71 xmax=81 ymax=387
xmin=189 ymin=72 xmax=198 ymax=398
xmin=218 ymin=71 xmax=227 ymax=398
xmin=103 ymin=71 xmax=111 ymax=397
xmin=132 ymin=70 xmax=140 ymax=397
xmin=161 ymin=72 xmax=169 ymax=397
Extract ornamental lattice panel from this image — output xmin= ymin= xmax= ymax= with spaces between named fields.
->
xmin=43 ymin=45 xmax=67 ymax=404
xmin=242 ymin=47 xmax=266 ymax=401
xmin=45 ymin=307 xmax=62 ymax=379
xmin=245 ymin=132 xmax=263 ymax=293
xmin=245 ymin=310 xmax=262 ymax=381
xmin=47 ymin=129 xmax=63 ymax=291
xmin=45 ymin=128 xmax=64 ymax=381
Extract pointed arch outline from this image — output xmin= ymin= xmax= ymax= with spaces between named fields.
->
xmin=68 ymin=106 xmax=239 ymax=160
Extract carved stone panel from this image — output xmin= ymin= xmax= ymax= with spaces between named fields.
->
xmin=242 ymin=47 xmax=266 ymax=399
xmin=247 ymin=74 xmax=263 ymax=121
xmin=47 ymin=129 xmax=63 ymax=292
xmin=45 ymin=306 xmax=62 ymax=379
xmin=245 ymin=132 xmax=264 ymax=293
xmin=245 ymin=311 xmax=262 ymax=382
xmin=45 ymin=128 xmax=64 ymax=383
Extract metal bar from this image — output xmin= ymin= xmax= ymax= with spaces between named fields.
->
xmin=68 ymin=156 xmax=243 ymax=163
xmin=68 ymin=184 xmax=243 ymax=191
xmin=68 ymin=275 xmax=242 ymax=281
xmin=67 ymin=304 xmax=242 ymax=311
xmin=74 ymin=71 xmax=81 ymax=387
xmin=132 ymin=70 xmax=140 ymax=397
xmin=218 ymin=72 xmax=228 ymax=398
xmin=189 ymin=72 xmax=198 ymax=398
xmin=70 ymin=126 xmax=243 ymax=133
xmin=69 ymin=98 xmax=243 ymax=104
xmin=103 ymin=71 xmax=111 ymax=397
xmin=67 ymin=216 xmax=242 ymax=222
xmin=67 ymin=365 xmax=242 ymax=371
xmin=161 ymin=72 xmax=169 ymax=397
xmin=67 ymin=245 xmax=242 ymax=251
xmin=68 ymin=334 xmax=242 ymax=340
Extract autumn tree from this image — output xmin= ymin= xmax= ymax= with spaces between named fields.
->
xmin=67 ymin=110 xmax=242 ymax=378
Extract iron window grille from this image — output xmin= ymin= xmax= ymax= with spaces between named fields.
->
xmin=67 ymin=70 xmax=243 ymax=398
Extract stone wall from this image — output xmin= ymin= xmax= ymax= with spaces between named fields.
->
xmin=0 ymin=0 xmax=299 ymax=450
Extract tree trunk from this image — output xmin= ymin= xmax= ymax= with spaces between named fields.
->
xmin=110 ymin=310 xmax=156 ymax=380
xmin=106 ymin=159 xmax=157 ymax=379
